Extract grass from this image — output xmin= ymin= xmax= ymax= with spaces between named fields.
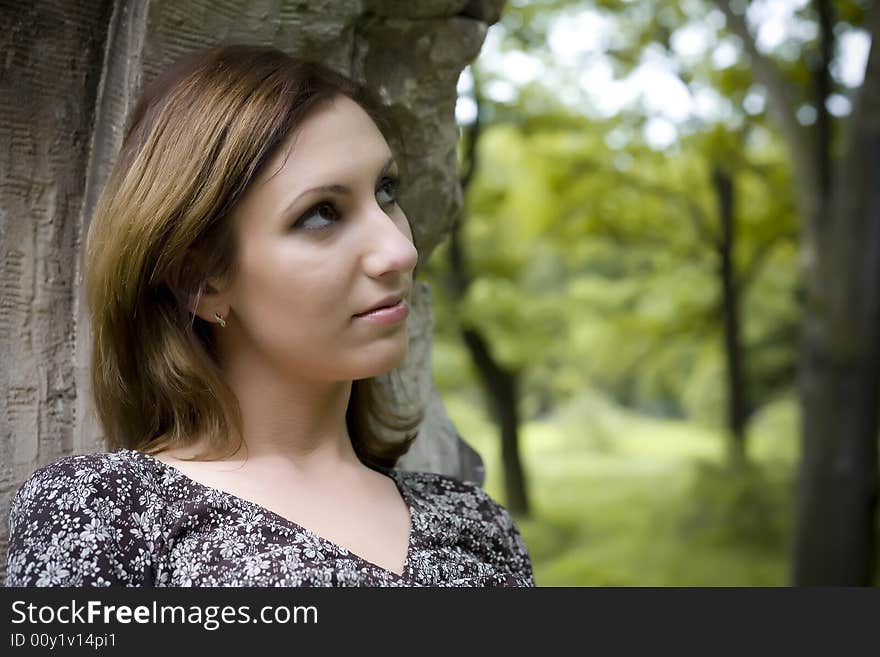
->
xmin=444 ymin=390 xmax=802 ymax=586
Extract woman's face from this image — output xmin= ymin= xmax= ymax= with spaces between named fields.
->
xmin=213 ymin=94 xmax=418 ymax=382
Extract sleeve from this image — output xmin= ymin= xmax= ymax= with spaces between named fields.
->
xmin=4 ymin=455 xmax=154 ymax=587
xmin=491 ymin=502 xmax=536 ymax=587
xmin=456 ymin=478 xmax=535 ymax=587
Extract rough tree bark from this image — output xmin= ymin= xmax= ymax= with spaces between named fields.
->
xmin=0 ymin=0 xmax=506 ymax=580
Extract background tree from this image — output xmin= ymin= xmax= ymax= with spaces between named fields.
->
xmin=484 ymin=0 xmax=879 ymax=586
xmin=430 ymin=0 xmax=801 ymax=506
xmin=420 ymin=0 xmax=878 ymax=584
xmin=446 ymin=69 xmax=532 ymax=516
xmin=711 ymin=0 xmax=880 ymax=586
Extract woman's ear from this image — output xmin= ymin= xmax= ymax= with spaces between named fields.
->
xmin=188 ymin=278 xmax=230 ymax=325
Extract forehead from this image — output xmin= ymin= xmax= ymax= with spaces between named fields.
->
xmin=260 ymin=95 xmax=392 ymax=184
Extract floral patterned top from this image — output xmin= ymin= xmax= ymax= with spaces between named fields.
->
xmin=4 ymin=449 xmax=534 ymax=587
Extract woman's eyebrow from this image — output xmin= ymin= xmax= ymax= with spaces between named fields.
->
xmin=285 ymin=156 xmax=397 ymax=209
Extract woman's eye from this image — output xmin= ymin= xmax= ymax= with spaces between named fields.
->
xmin=294 ymin=202 xmax=339 ymax=230
xmin=292 ymin=177 xmax=400 ymax=231
xmin=377 ymin=176 xmax=400 ymax=206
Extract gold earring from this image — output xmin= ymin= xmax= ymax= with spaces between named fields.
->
xmin=214 ymin=312 xmax=227 ymax=328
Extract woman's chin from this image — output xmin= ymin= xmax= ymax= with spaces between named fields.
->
xmin=351 ymin=342 xmax=408 ymax=379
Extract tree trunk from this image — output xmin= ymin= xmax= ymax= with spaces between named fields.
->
xmin=715 ymin=0 xmax=880 ymax=586
xmin=460 ymin=327 xmax=530 ymax=516
xmin=712 ymin=164 xmax=748 ymax=466
xmin=445 ymin=210 xmax=531 ymax=515
xmin=446 ymin=68 xmax=531 ymax=515
xmin=790 ymin=2 xmax=880 ymax=585
xmin=791 ymin=98 xmax=880 ymax=585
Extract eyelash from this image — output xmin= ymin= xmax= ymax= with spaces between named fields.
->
xmin=293 ymin=176 xmax=402 ymax=231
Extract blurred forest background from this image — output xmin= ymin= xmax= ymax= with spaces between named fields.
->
xmin=420 ymin=0 xmax=880 ymax=586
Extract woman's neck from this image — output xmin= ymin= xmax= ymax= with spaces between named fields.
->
xmin=161 ymin=367 xmax=362 ymax=478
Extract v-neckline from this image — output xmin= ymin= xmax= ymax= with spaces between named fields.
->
xmin=127 ymin=449 xmax=415 ymax=581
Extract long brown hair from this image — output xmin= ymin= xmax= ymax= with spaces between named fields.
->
xmin=84 ymin=44 xmax=420 ymax=468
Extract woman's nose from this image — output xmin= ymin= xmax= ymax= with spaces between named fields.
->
xmin=361 ymin=206 xmax=419 ymax=278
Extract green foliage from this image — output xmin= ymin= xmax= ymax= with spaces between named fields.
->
xmin=425 ymin=103 xmax=801 ymax=419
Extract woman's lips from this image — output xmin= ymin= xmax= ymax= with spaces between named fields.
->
xmin=353 ymin=299 xmax=409 ymax=324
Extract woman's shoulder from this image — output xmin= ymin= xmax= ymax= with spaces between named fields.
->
xmin=6 ymin=449 xmax=165 ymax=587
xmin=391 ymin=468 xmax=524 ymax=541
xmin=392 ymin=467 xmax=482 ymax=494
xmin=12 ymin=449 xmax=158 ymax=508
xmin=392 ymin=467 xmax=505 ymax=514
xmin=392 ymin=468 xmax=535 ymax=585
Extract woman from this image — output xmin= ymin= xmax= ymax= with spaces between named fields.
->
xmin=4 ymin=45 xmax=534 ymax=587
